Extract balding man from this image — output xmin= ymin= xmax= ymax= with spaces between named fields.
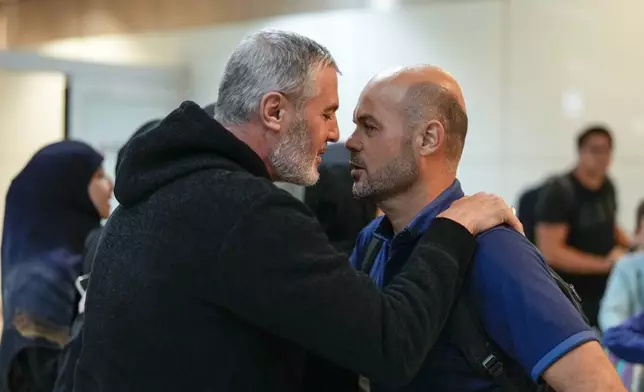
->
xmin=347 ymin=65 xmax=625 ymax=391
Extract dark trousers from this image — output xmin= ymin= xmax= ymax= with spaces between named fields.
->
xmin=8 ymin=347 xmax=60 ymax=392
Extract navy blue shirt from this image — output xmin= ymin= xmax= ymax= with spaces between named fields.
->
xmin=350 ymin=180 xmax=597 ymax=391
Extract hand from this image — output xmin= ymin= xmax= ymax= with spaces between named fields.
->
xmin=607 ymin=247 xmax=627 ymax=263
xmin=438 ymin=192 xmax=523 ymax=236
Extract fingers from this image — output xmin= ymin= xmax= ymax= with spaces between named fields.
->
xmin=505 ymin=212 xmax=525 ymax=235
xmin=438 ymin=192 xmax=522 ymax=236
xmin=468 ymin=192 xmax=520 ymax=235
xmin=478 ymin=192 xmax=524 ymax=235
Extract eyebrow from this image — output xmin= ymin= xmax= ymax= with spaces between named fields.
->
xmin=354 ymin=113 xmax=381 ymax=127
xmin=324 ymin=103 xmax=339 ymax=113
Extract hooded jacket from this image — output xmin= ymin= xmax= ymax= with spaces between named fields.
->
xmin=73 ymin=101 xmax=476 ymax=392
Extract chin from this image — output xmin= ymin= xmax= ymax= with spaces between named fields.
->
xmin=303 ymin=171 xmax=320 ymax=186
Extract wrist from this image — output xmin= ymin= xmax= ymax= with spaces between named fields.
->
xmin=437 ymin=212 xmax=475 ymax=234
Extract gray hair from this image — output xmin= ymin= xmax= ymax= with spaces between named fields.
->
xmin=214 ymin=30 xmax=339 ymax=125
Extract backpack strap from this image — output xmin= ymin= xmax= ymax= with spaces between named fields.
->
xmin=546 ymin=266 xmax=589 ymax=325
xmin=447 ymin=296 xmax=527 ymax=392
xmin=361 ymin=236 xmax=383 ymax=275
xmin=449 ymin=266 xmax=583 ymax=392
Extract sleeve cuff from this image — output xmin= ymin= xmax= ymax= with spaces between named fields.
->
xmin=530 ymin=330 xmax=598 ymax=381
xmin=425 ymin=217 xmax=476 ymax=276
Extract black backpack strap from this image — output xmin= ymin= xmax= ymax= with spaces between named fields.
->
xmin=546 ymin=266 xmax=589 ymax=326
xmin=447 ymin=296 xmax=526 ymax=392
xmin=448 ymin=269 xmax=580 ymax=392
xmin=361 ymin=236 xmax=383 ymax=275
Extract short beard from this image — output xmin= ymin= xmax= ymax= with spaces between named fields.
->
xmin=269 ymin=112 xmax=319 ymax=186
xmin=352 ymin=138 xmax=419 ymax=201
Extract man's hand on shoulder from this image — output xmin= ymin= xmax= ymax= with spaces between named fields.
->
xmin=438 ymin=192 xmax=523 ymax=236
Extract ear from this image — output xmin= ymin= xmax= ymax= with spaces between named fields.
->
xmin=418 ymin=119 xmax=445 ymax=156
xmin=259 ymin=92 xmax=288 ymax=133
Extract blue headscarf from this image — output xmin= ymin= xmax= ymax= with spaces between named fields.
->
xmin=0 ymin=140 xmax=103 ymax=386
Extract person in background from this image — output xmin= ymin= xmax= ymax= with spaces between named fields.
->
xmin=604 ymin=310 xmax=644 ymax=367
xmin=304 ymin=142 xmax=378 ymax=255
xmin=0 ymin=141 xmax=113 ymax=392
xmin=52 ymin=119 xmax=161 ymax=392
xmin=599 ymin=200 xmax=644 ymax=391
xmin=347 ymin=65 xmax=624 ymax=391
xmin=536 ymin=125 xmax=632 ymax=328
xmin=73 ymin=30 xmax=520 ymax=392
xmin=600 ymin=199 xmax=644 ymax=331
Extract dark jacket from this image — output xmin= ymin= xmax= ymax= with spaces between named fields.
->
xmin=73 ymin=101 xmax=476 ymax=392
xmin=52 ymin=227 xmax=102 ymax=392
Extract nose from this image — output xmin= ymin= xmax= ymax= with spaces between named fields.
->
xmin=328 ymin=120 xmax=340 ymax=143
xmin=345 ymin=130 xmax=360 ymax=152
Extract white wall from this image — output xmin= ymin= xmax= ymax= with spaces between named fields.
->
xmin=31 ymin=0 xmax=644 ymax=232
xmin=0 ymin=50 xmax=188 ymax=213
xmin=0 ymin=70 xmax=67 ymax=244
xmin=503 ymin=0 xmax=644 ymax=232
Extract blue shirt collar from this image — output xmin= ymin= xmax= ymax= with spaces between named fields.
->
xmin=374 ymin=179 xmax=464 ymax=242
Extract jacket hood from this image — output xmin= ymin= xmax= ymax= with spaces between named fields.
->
xmin=114 ymin=101 xmax=270 ymax=207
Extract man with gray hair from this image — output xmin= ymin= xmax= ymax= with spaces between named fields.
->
xmin=73 ymin=30 xmax=519 ymax=392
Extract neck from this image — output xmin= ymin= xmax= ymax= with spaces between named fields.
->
xmin=573 ymin=166 xmax=605 ymax=190
xmin=379 ymin=174 xmax=456 ymax=233
xmin=225 ymin=123 xmax=275 ymax=180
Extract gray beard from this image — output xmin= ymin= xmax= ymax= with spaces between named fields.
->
xmin=269 ymin=114 xmax=319 ymax=186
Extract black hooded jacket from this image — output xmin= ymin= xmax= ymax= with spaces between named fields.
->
xmin=73 ymin=101 xmax=476 ymax=392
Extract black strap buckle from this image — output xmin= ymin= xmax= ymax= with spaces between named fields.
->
xmin=481 ymin=354 xmax=504 ymax=378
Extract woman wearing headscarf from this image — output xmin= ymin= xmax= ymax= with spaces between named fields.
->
xmin=0 ymin=140 xmax=113 ymax=392
xmin=52 ymin=118 xmax=161 ymax=392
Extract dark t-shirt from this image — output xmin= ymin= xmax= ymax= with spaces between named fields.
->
xmin=536 ymin=171 xmax=617 ymax=326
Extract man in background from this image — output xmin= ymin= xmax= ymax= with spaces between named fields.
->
xmin=536 ymin=126 xmax=632 ymax=328
xmin=347 ymin=65 xmax=624 ymax=391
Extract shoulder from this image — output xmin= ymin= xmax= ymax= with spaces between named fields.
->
xmin=536 ymin=177 xmax=565 ymax=204
xmin=470 ymin=227 xmax=596 ymax=381
xmin=613 ymin=252 xmax=644 ymax=274
xmin=189 ymin=169 xmax=294 ymax=210
xmin=604 ymin=176 xmax=617 ymax=196
xmin=549 ymin=174 xmax=576 ymax=195
xmin=475 ymin=226 xmax=544 ymax=271
xmin=472 ymin=226 xmax=559 ymax=296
